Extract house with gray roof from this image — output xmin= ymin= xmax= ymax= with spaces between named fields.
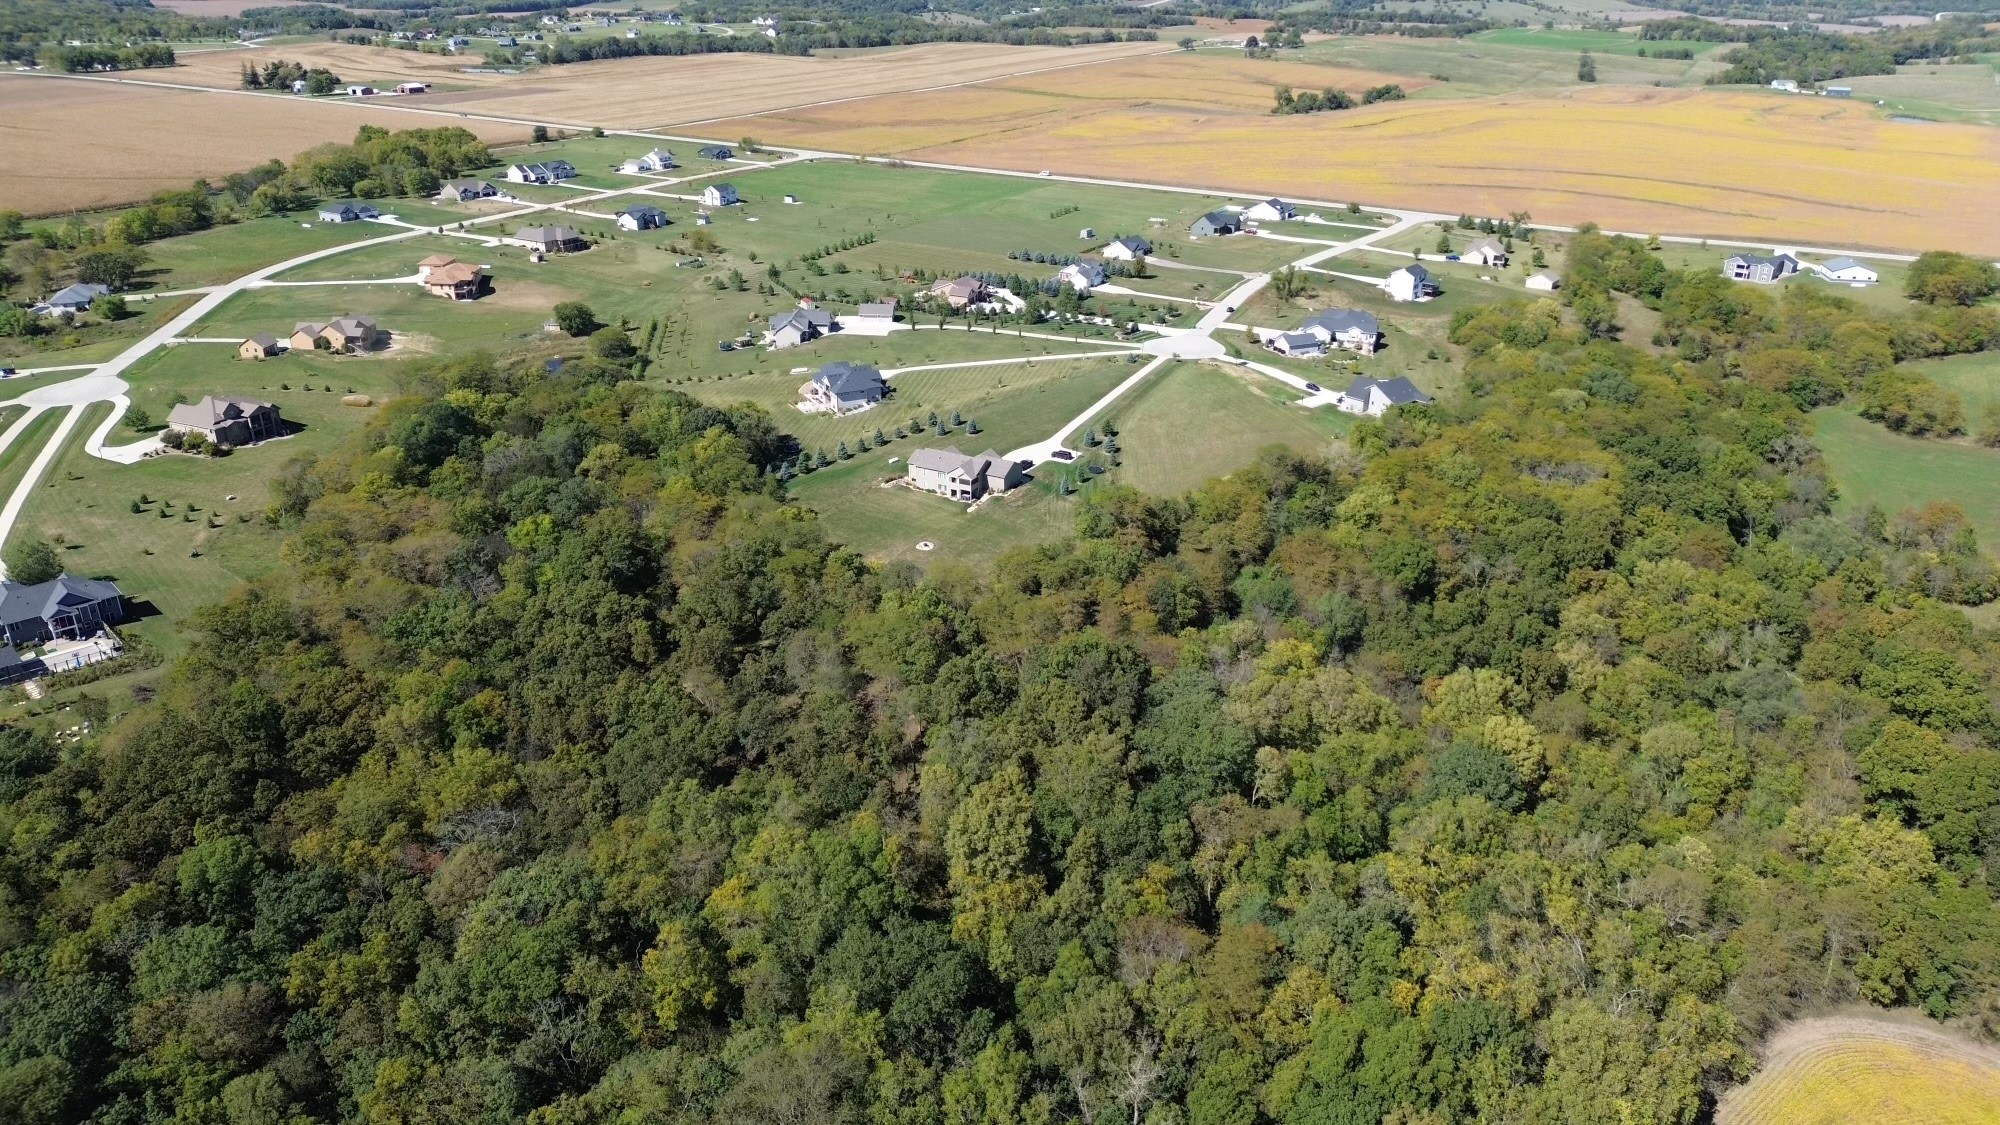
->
xmin=33 ymin=283 xmax=110 ymax=317
xmin=1723 ymin=253 xmax=1800 ymax=284
xmin=504 ymin=160 xmax=577 ymax=185
xmin=1101 ymin=236 xmax=1152 ymax=261
xmin=698 ymin=145 xmax=734 ymax=160
xmin=1461 ymin=237 xmax=1508 ymax=267
xmin=1271 ymin=331 xmax=1327 ymax=358
xmin=167 ymin=395 xmax=283 ymax=447
xmin=767 ymin=304 xmax=834 ymax=349
xmin=1301 ymin=308 xmax=1381 ymax=354
xmin=1245 ymin=198 xmax=1296 ymax=222
xmin=317 ymin=201 xmax=379 ymax=223
xmin=1335 ymin=376 xmax=1432 ymax=417
xmin=1190 ymin=211 xmax=1242 ymax=238
xmin=857 ymin=300 xmax=898 ymax=320
xmin=1387 ymin=264 xmax=1434 ymax=302
xmin=617 ymin=204 xmax=670 ymax=231
xmin=1058 ymin=259 xmax=1108 ymax=292
xmin=621 ymin=148 xmax=677 ymax=174
xmin=0 ymin=574 xmax=124 ymax=648
xmin=700 ymin=182 xmax=740 ymax=207
xmin=800 ymin=361 xmax=886 ymax=414
xmin=436 ymin=178 xmax=498 ymax=202
xmin=906 ymin=446 xmax=1024 ymax=501
xmin=516 ymin=225 xmax=587 ymax=253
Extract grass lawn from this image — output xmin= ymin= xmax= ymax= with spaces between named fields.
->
xmin=134 ymin=213 xmax=394 ymax=291
xmin=1473 ymin=28 xmax=1726 ymax=58
xmin=681 ymin=353 xmax=1141 ymax=456
xmin=787 ymin=455 xmax=1086 ymax=572
xmin=1912 ymin=351 xmax=2000 ymax=426
xmin=12 ymin=345 xmax=404 ymax=663
xmin=0 ymin=297 xmax=202 ymax=370
xmin=1083 ymin=361 xmax=1348 ymax=496
xmin=1814 ymin=407 xmax=2000 ymax=548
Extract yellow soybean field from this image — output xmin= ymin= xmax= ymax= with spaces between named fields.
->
xmin=1716 ymin=1017 xmax=2000 ymax=1125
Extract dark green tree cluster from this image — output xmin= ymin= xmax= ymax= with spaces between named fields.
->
xmin=7 ymin=252 xmax=2000 ymax=1125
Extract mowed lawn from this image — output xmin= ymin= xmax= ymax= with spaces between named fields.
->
xmin=1086 ymin=361 xmax=1347 ymax=496
xmin=12 ymin=345 xmax=404 ymax=660
xmin=135 ymin=213 xmax=396 ymax=291
xmin=1910 ymin=351 xmax=2000 ymax=425
xmin=788 ymin=456 xmax=1087 ymax=572
xmin=682 ymin=354 xmax=1141 ymax=457
xmin=1815 ymin=408 xmax=2000 ymax=548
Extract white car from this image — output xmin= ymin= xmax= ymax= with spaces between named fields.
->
xmin=1038 ymin=170 xmax=1052 ymax=177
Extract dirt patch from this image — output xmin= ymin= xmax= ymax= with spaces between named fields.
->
xmin=0 ymin=75 xmax=530 ymax=215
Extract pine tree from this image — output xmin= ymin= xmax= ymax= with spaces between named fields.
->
xmin=837 ymin=441 xmax=851 ymax=459
xmin=966 ymin=419 xmax=980 ymax=435
xmin=873 ymin=428 xmax=886 ymax=446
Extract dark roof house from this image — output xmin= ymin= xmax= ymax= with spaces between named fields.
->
xmin=802 ymin=360 xmax=886 ymax=413
xmin=1189 ymin=211 xmax=1242 ymax=238
xmin=0 ymin=574 xmax=125 ymax=648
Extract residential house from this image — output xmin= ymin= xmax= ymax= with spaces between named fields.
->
xmin=857 ymin=299 xmax=898 ymax=320
xmin=620 ymin=148 xmax=677 ymax=173
xmin=167 ymin=395 xmax=283 ymax=446
xmin=1525 ymin=270 xmax=1562 ymax=292
xmin=906 ymin=446 xmax=1024 ymax=501
xmin=0 ymin=574 xmax=125 ymax=648
xmin=345 ymin=84 xmax=376 ymax=96
xmin=237 ymin=333 xmax=281 ymax=360
xmin=767 ymin=304 xmax=834 ymax=349
xmin=516 ymin=225 xmax=588 ymax=253
xmin=1820 ymin=257 xmax=1879 ymax=284
xmin=416 ymin=253 xmax=459 ymax=281
xmin=1461 ymin=237 xmax=1508 ymax=267
xmin=1244 ymin=198 xmax=1296 ymax=223
xmin=701 ymin=183 xmax=740 ymax=207
xmin=33 ymin=283 xmax=109 ymax=317
xmin=1387 ymin=264 xmax=1434 ymax=302
xmin=800 ymin=361 xmax=886 ymax=414
xmin=1299 ymin=308 xmax=1381 ymax=354
xmin=698 ymin=146 xmax=734 ymax=160
xmin=494 ymin=35 xmax=516 ymax=46
xmin=1335 ymin=376 xmax=1433 ymax=417
xmin=447 ymin=35 xmax=469 ymax=47
xmin=291 ymin=315 xmax=385 ymax=354
xmin=929 ymin=276 xmax=988 ymax=309
xmin=435 ymin=178 xmax=497 ymax=202
xmin=1057 ymin=259 xmax=1107 ymax=292
xmin=504 ymin=161 xmax=577 ymax=185
xmin=395 ymin=82 xmax=428 ymax=94
xmin=1189 ymin=211 xmax=1242 ymax=238
xmin=1770 ymin=78 xmax=1800 ymax=92
xmin=317 ymin=201 xmax=379 ymax=223
xmin=1101 ymin=235 xmax=1152 ymax=261
xmin=1826 ymin=85 xmax=1852 ymax=97
xmin=423 ymin=262 xmax=487 ymax=300
xmin=1723 ymin=253 xmax=1800 ymax=283
xmin=752 ymin=15 xmax=777 ymax=26
xmin=617 ymin=204 xmax=670 ymax=231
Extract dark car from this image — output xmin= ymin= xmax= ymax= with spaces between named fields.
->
xmin=1305 ymin=382 xmax=1320 ymax=392
xmin=1051 ymin=449 xmax=1075 ymax=461
xmin=718 ymin=342 xmax=735 ymax=352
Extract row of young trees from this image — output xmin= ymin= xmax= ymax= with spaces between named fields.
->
xmin=5 ymin=208 xmax=2000 ymax=1124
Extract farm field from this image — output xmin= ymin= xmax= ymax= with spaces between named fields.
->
xmin=163 ymin=40 xmax=1174 ymax=129
xmin=1471 ymin=27 xmax=1729 ymax=57
xmin=1841 ymin=63 xmax=2000 ymax=125
xmin=0 ymin=74 xmax=531 ymax=216
xmin=734 ymin=81 xmax=2000 ymax=255
xmin=1815 ymin=408 xmax=2000 ymax=549
xmin=1283 ymin=33 xmax=1728 ymax=94
xmin=1714 ymin=1015 xmax=2000 ymax=1125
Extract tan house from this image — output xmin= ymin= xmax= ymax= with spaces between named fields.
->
xmin=237 ymin=333 xmax=280 ymax=360
xmin=515 ymin=225 xmax=587 ymax=254
xmin=906 ymin=446 xmax=1024 ymax=502
xmin=291 ymin=315 xmax=385 ymax=354
xmin=166 ymin=396 xmax=283 ymax=446
xmin=423 ymin=261 xmax=487 ymax=300
xmin=929 ymin=276 xmax=987 ymax=309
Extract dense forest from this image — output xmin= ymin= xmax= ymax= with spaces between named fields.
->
xmin=5 ymin=228 xmax=2000 ymax=1123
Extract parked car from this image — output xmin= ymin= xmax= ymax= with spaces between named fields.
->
xmin=1304 ymin=382 xmax=1320 ymax=392
xmin=1051 ymin=449 xmax=1075 ymax=461
xmin=1445 ymin=254 xmax=1461 ymax=261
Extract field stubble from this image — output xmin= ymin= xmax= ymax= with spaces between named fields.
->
xmin=1715 ymin=1014 xmax=2000 ymax=1125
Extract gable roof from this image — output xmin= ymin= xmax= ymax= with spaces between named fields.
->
xmin=620 ymin=204 xmax=668 ymax=220
xmin=1393 ymin=263 xmax=1430 ymax=281
xmin=418 ymin=253 xmax=459 ymax=268
xmin=1725 ymin=252 xmax=1798 ymax=268
xmin=1109 ymin=235 xmax=1151 ymax=253
xmin=45 ymin=282 xmax=109 ymax=307
xmin=1822 ymin=256 xmax=1870 ymax=273
xmin=1276 ymin=332 xmax=1322 ymax=351
xmin=857 ymin=300 xmax=897 ymax=317
xmin=167 ymin=395 xmax=275 ymax=430
xmin=1529 ymin=269 xmax=1562 ymax=284
xmin=0 ymin=574 xmax=122 ymax=627
xmin=813 ymin=360 xmax=884 ymax=397
xmin=908 ymin=445 xmax=969 ymax=473
xmin=245 ymin=332 xmax=279 ymax=348
xmin=518 ymin=225 xmax=583 ymax=243
xmin=322 ymin=315 xmax=378 ymax=338
xmin=770 ymin=307 xmax=833 ymax=334
xmin=427 ymin=262 xmax=484 ymax=285
xmin=1464 ymin=237 xmax=1505 ymax=254
xmin=1193 ymin=210 xmax=1240 ymax=230
xmin=1304 ymin=308 xmax=1379 ymax=336
xmin=1346 ymin=376 xmax=1433 ymax=406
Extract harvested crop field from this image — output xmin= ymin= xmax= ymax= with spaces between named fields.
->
xmin=734 ymin=79 xmax=2000 ymax=254
xmin=0 ymin=75 xmax=530 ymax=215
xmin=1716 ymin=1015 xmax=2000 ymax=1125
xmin=165 ymin=41 xmax=1176 ymax=129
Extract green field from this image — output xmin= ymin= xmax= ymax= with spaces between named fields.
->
xmin=1914 ymin=351 xmax=2000 ymax=427
xmin=1084 ymin=361 xmax=1348 ymax=496
xmin=1815 ymin=407 xmax=2000 ymax=548
xmin=787 ymin=456 xmax=1088 ymax=572
xmin=1287 ymin=33 xmax=1728 ymax=95
xmin=136 ymin=213 xmax=394 ymax=291
xmin=1473 ymin=27 xmax=1727 ymax=58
